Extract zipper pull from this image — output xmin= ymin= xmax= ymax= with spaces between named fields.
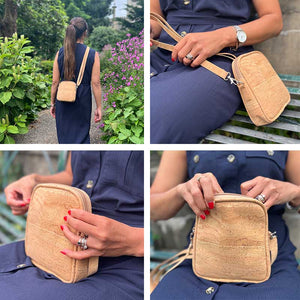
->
xmin=225 ymin=72 xmax=243 ymax=86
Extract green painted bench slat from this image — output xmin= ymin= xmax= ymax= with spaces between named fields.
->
xmin=202 ymin=133 xmax=254 ymax=144
xmin=216 ymin=125 xmax=300 ymax=143
xmin=279 ymin=74 xmax=300 ymax=82
xmin=288 ymin=99 xmax=300 ymax=107
xmin=230 ymin=115 xmax=300 ymax=132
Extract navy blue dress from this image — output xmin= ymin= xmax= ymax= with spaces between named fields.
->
xmin=0 ymin=151 xmax=144 ymax=300
xmin=56 ymin=44 xmax=96 ymax=144
xmin=151 ymin=0 xmax=254 ymax=143
xmin=151 ymin=151 xmax=300 ymax=299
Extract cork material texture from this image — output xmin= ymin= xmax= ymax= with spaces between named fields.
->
xmin=56 ymin=81 xmax=77 ymax=102
xmin=233 ymin=51 xmax=290 ymax=126
xmin=25 ymin=183 xmax=99 ymax=283
xmin=192 ymin=194 xmax=274 ymax=283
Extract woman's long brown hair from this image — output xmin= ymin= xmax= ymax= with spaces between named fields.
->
xmin=63 ymin=17 xmax=88 ymax=80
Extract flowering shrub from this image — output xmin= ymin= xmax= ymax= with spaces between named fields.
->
xmin=100 ymin=30 xmax=144 ymax=144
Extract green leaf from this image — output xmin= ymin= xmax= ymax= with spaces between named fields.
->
xmin=130 ymin=100 xmax=142 ymax=107
xmin=17 ymin=126 xmax=29 ymax=134
xmin=118 ymin=133 xmax=128 ymax=141
xmin=129 ymin=135 xmax=143 ymax=144
xmin=0 ymin=133 xmax=4 ymax=142
xmin=13 ymin=87 xmax=25 ymax=99
xmin=4 ymin=135 xmax=15 ymax=144
xmin=111 ymin=121 xmax=119 ymax=131
xmin=0 ymin=76 xmax=13 ymax=88
xmin=0 ymin=124 xmax=7 ymax=133
xmin=26 ymin=91 xmax=35 ymax=101
xmin=20 ymin=74 xmax=32 ymax=83
xmin=132 ymin=126 xmax=143 ymax=137
xmin=7 ymin=125 xmax=19 ymax=134
xmin=17 ymin=122 xmax=26 ymax=127
xmin=108 ymin=136 xmax=118 ymax=144
xmin=0 ymin=91 xmax=12 ymax=104
xmin=120 ymin=127 xmax=131 ymax=138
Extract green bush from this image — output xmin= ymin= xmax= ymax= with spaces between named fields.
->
xmin=100 ymin=30 xmax=144 ymax=144
xmin=0 ymin=34 xmax=51 ymax=143
xmin=88 ymin=26 xmax=127 ymax=52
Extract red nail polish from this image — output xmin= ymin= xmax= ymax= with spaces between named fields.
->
xmin=171 ymin=58 xmax=175 ymax=62
xmin=200 ymin=215 xmax=206 ymax=220
xmin=208 ymin=202 xmax=214 ymax=209
xmin=20 ymin=203 xmax=26 ymax=207
xmin=68 ymin=210 xmax=71 ymax=215
xmin=63 ymin=216 xmax=67 ymax=221
xmin=60 ymin=225 xmax=64 ymax=231
xmin=60 ymin=250 xmax=67 ymax=255
xmin=204 ymin=210 xmax=210 ymax=215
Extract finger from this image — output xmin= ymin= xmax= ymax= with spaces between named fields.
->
xmin=199 ymin=175 xmax=214 ymax=206
xmin=68 ymin=209 xmax=98 ymax=226
xmin=240 ymin=178 xmax=259 ymax=195
xmin=61 ymin=248 xmax=100 ymax=260
xmin=172 ymin=38 xmax=187 ymax=62
xmin=245 ymin=182 xmax=265 ymax=199
xmin=190 ymin=52 xmax=207 ymax=68
xmin=11 ymin=207 xmax=28 ymax=215
xmin=184 ymin=192 xmax=206 ymax=219
xmin=189 ymin=182 xmax=207 ymax=211
xmin=177 ymin=44 xmax=193 ymax=64
xmin=182 ymin=47 xmax=200 ymax=66
xmin=64 ymin=214 xmax=95 ymax=235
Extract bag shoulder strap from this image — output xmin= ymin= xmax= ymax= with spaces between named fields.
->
xmin=150 ymin=248 xmax=193 ymax=293
xmin=76 ymin=46 xmax=90 ymax=87
xmin=150 ymin=12 xmax=235 ymax=81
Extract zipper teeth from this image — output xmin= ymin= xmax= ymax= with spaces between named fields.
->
xmin=215 ymin=193 xmax=256 ymax=201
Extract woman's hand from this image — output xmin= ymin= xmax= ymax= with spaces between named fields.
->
xmin=94 ymin=107 xmax=102 ymax=123
xmin=241 ymin=176 xmax=300 ymax=210
xmin=4 ymin=174 xmax=38 ymax=215
xmin=172 ymin=28 xmax=233 ymax=68
xmin=50 ymin=105 xmax=55 ymax=118
xmin=60 ymin=209 xmax=144 ymax=259
xmin=176 ymin=173 xmax=223 ymax=219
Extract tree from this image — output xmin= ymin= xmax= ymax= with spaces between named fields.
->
xmin=17 ymin=0 xmax=68 ymax=59
xmin=88 ymin=25 xmax=126 ymax=52
xmin=117 ymin=0 xmax=143 ymax=36
xmin=0 ymin=0 xmax=18 ymax=37
xmin=61 ymin=0 xmax=113 ymax=32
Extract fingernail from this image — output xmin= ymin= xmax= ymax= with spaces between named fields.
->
xmin=60 ymin=250 xmax=67 ymax=255
xmin=60 ymin=225 xmax=64 ymax=231
xmin=204 ymin=210 xmax=210 ymax=215
xmin=200 ymin=215 xmax=206 ymax=220
xmin=25 ymin=198 xmax=31 ymax=203
xmin=20 ymin=203 xmax=26 ymax=207
xmin=171 ymin=58 xmax=175 ymax=62
xmin=63 ymin=216 xmax=67 ymax=221
xmin=208 ymin=202 xmax=214 ymax=209
xmin=68 ymin=210 xmax=71 ymax=215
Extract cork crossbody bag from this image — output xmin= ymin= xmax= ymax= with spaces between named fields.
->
xmin=56 ymin=47 xmax=90 ymax=102
xmin=25 ymin=183 xmax=99 ymax=283
xmin=150 ymin=12 xmax=290 ymax=126
xmin=150 ymin=194 xmax=278 ymax=292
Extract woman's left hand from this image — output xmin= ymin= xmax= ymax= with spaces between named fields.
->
xmin=172 ymin=28 xmax=232 ymax=68
xmin=60 ymin=209 xmax=144 ymax=259
xmin=50 ymin=105 xmax=55 ymax=118
xmin=94 ymin=107 xmax=102 ymax=123
xmin=241 ymin=176 xmax=300 ymax=210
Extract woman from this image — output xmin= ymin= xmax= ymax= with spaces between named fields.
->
xmin=51 ymin=17 xmax=102 ymax=144
xmin=151 ymin=151 xmax=300 ymax=299
xmin=150 ymin=0 xmax=283 ymax=143
xmin=1 ymin=151 xmax=144 ymax=300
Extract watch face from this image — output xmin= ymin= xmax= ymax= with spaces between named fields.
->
xmin=237 ymin=31 xmax=247 ymax=43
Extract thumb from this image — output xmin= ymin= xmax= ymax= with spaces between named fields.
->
xmin=20 ymin=186 xmax=33 ymax=203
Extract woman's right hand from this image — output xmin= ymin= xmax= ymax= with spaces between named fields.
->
xmin=176 ymin=173 xmax=223 ymax=219
xmin=4 ymin=174 xmax=38 ymax=215
xmin=50 ymin=105 xmax=55 ymax=118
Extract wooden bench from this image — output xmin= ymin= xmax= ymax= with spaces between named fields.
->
xmin=203 ymin=74 xmax=300 ymax=144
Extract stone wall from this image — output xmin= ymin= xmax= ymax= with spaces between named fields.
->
xmin=254 ymin=0 xmax=300 ymax=75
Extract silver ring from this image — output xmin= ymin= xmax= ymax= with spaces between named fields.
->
xmin=197 ymin=175 xmax=202 ymax=182
xmin=81 ymin=237 xmax=88 ymax=250
xmin=77 ymin=237 xmax=83 ymax=246
xmin=185 ymin=53 xmax=194 ymax=60
xmin=256 ymin=194 xmax=266 ymax=203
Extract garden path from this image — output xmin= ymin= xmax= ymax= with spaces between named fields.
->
xmin=14 ymin=99 xmax=104 ymax=144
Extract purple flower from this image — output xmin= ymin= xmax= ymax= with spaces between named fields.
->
xmin=112 ymin=102 xmax=116 ymax=108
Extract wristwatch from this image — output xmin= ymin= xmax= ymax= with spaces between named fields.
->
xmin=232 ymin=25 xmax=247 ymax=50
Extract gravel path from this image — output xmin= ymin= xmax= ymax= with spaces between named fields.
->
xmin=14 ymin=100 xmax=104 ymax=144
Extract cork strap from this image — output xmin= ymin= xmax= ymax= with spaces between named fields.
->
xmin=150 ymin=12 xmax=234 ymax=81
xmin=76 ymin=46 xmax=90 ymax=87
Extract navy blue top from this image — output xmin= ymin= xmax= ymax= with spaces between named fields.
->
xmin=71 ymin=151 xmax=144 ymax=227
